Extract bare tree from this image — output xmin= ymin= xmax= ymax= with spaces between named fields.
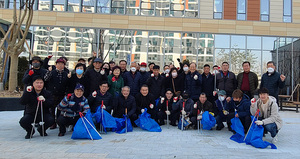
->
xmin=0 ymin=0 xmax=34 ymax=91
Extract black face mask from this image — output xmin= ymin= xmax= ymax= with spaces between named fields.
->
xmin=32 ymin=63 xmax=41 ymax=68
xmin=182 ymin=95 xmax=189 ymax=99
xmin=234 ymin=101 xmax=240 ymax=106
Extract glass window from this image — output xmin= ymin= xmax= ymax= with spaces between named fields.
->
xmin=215 ymin=48 xmax=230 ymax=66
xmin=231 ymin=35 xmax=246 ymax=49
xmin=68 ymin=0 xmax=80 ymax=12
xmin=283 ymin=0 xmax=292 ymax=22
xmin=260 ymin=0 xmax=269 ymax=21
xmin=170 ymin=0 xmax=184 ymax=17
xmin=262 ymin=37 xmax=277 ymax=50
xmin=82 ymin=0 xmax=95 ymax=13
xmin=156 ymin=0 xmax=170 ymax=16
xmin=53 ymin=0 xmax=65 ymax=11
xmin=215 ymin=35 xmax=229 ymax=48
xmin=141 ymin=0 xmax=155 ymax=16
xmin=247 ymin=36 xmax=261 ymax=50
xmin=182 ymin=33 xmax=197 ymax=63
xmin=126 ymin=0 xmax=140 ymax=15
xmin=111 ymin=0 xmax=125 ymax=14
xmin=132 ymin=31 xmax=147 ymax=64
xmin=185 ymin=0 xmax=198 ymax=18
xmin=38 ymin=0 xmax=50 ymax=10
xmin=165 ymin=32 xmax=181 ymax=67
xmin=0 ymin=0 xmax=4 ymax=8
xmin=237 ymin=0 xmax=246 ymax=20
xmin=97 ymin=0 xmax=110 ymax=13
xmin=9 ymin=0 xmax=21 ymax=9
xmin=214 ymin=0 xmax=223 ymax=19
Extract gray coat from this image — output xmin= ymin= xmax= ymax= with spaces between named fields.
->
xmin=250 ymin=96 xmax=282 ymax=130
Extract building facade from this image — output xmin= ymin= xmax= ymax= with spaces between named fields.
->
xmin=0 ymin=0 xmax=299 ymax=93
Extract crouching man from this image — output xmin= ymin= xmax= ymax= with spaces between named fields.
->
xmin=19 ymin=76 xmax=55 ymax=139
xmin=250 ymin=88 xmax=282 ymax=143
xmin=57 ymin=84 xmax=90 ymax=136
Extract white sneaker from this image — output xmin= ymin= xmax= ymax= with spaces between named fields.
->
xmin=272 ymin=134 xmax=278 ymax=143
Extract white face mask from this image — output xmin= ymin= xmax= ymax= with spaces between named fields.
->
xmin=218 ymin=96 xmax=225 ymax=101
xmin=165 ymin=69 xmax=170 ymax=74
xmin=183 ymin=67 xmax=189 ymax=72
xmin=172 ymin=72 xmax=177 ymax=78
xmin=130 ymin=67 xmax=136 ymax=72
xmin=267 ymin=67 xmax=274 ymax=73
xmin=140 ymin=67 xmax=146 ymax=72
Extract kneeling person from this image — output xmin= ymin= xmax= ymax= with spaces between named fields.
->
xmin=251 ymin=88 xmax=282 ymax=143
xmin=19 ymin=76 xmax=55 ymax=139
xmin=191 ymin=93 xmax=214 ymax=129
xmin=57 ymin=84 xmax=90 ymax=136
xmin=135 ymin=85 xmax=156 ymax=120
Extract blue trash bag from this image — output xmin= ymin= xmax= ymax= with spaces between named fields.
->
xmin=230 ymin=116 xmax=245 ymax=143
xmin=177 ymin=117 xmax=190 ymax=130
xmin=245 ymin=116 xmax=277 ymax=149
xmin=71 ymin=110 xmax=102 ymax=140
xmin=92 ymin=106 xmax=117 ymax=132
xmin=201 ymin=111 xmax=216 ymax=130
xmin=112 ymin=115 xmax=133 ymax=134
xmin=135 ymin=108 xmax=162 ymax=132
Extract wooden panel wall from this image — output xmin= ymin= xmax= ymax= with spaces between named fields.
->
xmin=247 ymin=0 xmax=260 ymax=21
xmin=224 ymin=0 xmax=237 ymax=20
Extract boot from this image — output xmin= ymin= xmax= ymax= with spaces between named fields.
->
xmin=37 ymin=126 xmax=48 ymax=136
xmin=25 ymin=129 xmax=35 ymax=139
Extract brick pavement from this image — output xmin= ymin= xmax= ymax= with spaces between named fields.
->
xmin=0 ymin=111 xmax=299 ymax=159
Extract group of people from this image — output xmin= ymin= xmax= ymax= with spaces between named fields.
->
xmin=19 ymin=55 xmax=285 ymax=143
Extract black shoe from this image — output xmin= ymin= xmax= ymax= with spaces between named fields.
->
xmin=25 ymin=129 xmax=35 ymax=139
xmin=58 ymin=132 xmax=65 ymax=137
xmin=37 ymin=126 xmax=48 ymax=136
xmin=216 ymin=125 xmax=224 ymax=131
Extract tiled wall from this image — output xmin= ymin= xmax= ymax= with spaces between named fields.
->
xmin=247 ymin=0 xmax=260 ymax=21
xmin=199 ymin=0 xmax=213 ymax=19
xmin=270 ymin=0 xmax=283 ymax=22
xmin=1 ymin=8 xmax=300 ymax=37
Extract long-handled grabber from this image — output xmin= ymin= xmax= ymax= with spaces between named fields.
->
xmin=244 ymin=109 xmax=260 ymax=141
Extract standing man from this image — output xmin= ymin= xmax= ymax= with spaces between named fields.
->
xmin=23 ymin=56 xmax=47 ymax=87
xmin=19 ymin=76 xmax=54 ymax=139
xmin=184 ymin=62 xmax=202 ymax=102
xmin=123 ymin=62 xmax=142 ymax=97
xmin=237 ymin=61 xmax=258 ymax=98
xmin=202 ymin=64 xmax=216 ymax=104
xmin=260 ymin=61 xmax=285 ymax=102
xmin=44 ymin=58 xmax=69 ymax=129
xmin=85 ymin=58 xmax=108 ymax=95
xmin=146 ymin=65 xmax=165 ymax=101
xmin=119 ymin=60 xmax=128 ymax=78
xmin=216 ymin=62 xmax=237 ymax=97
xmin=139 ymin=62 xmax=150 ymax=85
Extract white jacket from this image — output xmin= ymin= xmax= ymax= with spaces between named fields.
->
xmin=250 ymin=96 xmax=283 ymax=130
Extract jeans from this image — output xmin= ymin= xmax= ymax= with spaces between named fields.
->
xmin=264 ymin=122 xmax=278 ymax=137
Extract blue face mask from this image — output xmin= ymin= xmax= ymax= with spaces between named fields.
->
xmin=76 ymin=69 xmax=84 ymax=75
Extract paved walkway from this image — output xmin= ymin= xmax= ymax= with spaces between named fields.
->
xmin=0 ymin=110 xmax=300 ymax=159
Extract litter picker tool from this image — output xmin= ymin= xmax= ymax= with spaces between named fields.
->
xmin=181 ymin=102 xmax=184 ymax=131
xmin=244 ymin=109 xmax=260 ymax=141
xmin=100 ymin=100 xmax=104 ymax=133
xmin=30 ymin=100 xmax=44 ymax=140
xmin=40 ymin=101 xmax=45 ymax=140
xmin=166 ymin=100 xmax=169 ymax=129
xmin=125 ymin=107 xmax=128 ymax=133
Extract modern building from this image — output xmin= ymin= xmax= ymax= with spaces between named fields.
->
xmin=0 ymin=0 xmax=299 ymax=93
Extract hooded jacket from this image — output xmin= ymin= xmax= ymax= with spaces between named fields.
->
xmin=226 ymin=94 xmax=251 ymax=118
xmin=250 ymin=96 xmax=283 ymax=130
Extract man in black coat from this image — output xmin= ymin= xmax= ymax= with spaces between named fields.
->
xmin=113 ymin=86 xmax=137 ymax=125
xmin=146 ymin=65 xmax=165 ymax=100
xmin=135 ymin=85 xmax=157 ymax=120
xmin=202 ymin=64 xmax=216 ymax=103
xmin=88 ymin=81 xmax=113 ymax=114
xmin=216 ymin=62 xmax=237 ymax=97
xmin=19 ymin=76 xmax=55 ymax=139
xmin=85 ymin=58 xmax=108 ymax=95
xmin=22 ymin=56 xmax=47 ymax=87
xmin=44 ymin=58 xmax=69 ymax=129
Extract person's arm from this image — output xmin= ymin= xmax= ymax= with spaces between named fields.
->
xmin=20 ymin=91 xmax=31 ymax=105
xmin=57 ymin=96 xmax=69 ymax=111
xmin=260 ymin=75 xmax=264 ymax=89
xmin=278 ymin=74 xmax=285 ymax=89
xmin=82 ymin=98 xmax=90 ymax=113
xmin=43 ymin=91 xmax=54 ymax=109
xmin=22 ymin=69 xmax=31 ymax=85
xmin=253 ymin=73 xmax=259 ymax=90
xmin=237 ymin=101 xmax=250 ymax=118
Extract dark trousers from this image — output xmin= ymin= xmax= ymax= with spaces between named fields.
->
xmin=171 ymin=110 xmax=181 ymax=125
xmin=157 ymin=111 xmax=175 ymax=125
xmin=19 ymin=113 xmax=54 ymax=133
xmin=57 ymin=115 xmax=80 ymax=133
xmin=264 ymin=123 xmax=278 ymax=137
xmin=228 ymin=113 xmax=251 ymax=132
xmin=50 ymin=95 xmax=64 ymax=122
xmin=215 ymin=115 xmax=229 ymax=129
xmin=190 ymin=115 xmax=198 ymax=127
